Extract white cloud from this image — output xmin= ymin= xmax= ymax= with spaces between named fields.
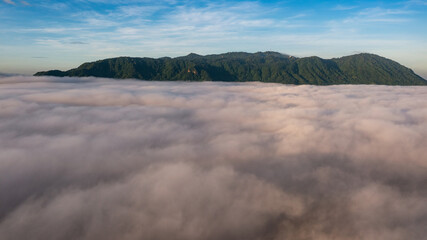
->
xmin=3 ymin=0 xmax=15 ymax=5
xmin=334 ymin=7 xmax=415 ymax=24
xmin=404 ymin=0 xmax=427 ymax=6
xmin=0 ymin=76 xmax=426 ymax=239
xmin=21 ymin=27 xmax=85 ymax=33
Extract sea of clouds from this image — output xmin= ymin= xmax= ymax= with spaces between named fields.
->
xmin=0 ymin=76 xmax=427 ymax=240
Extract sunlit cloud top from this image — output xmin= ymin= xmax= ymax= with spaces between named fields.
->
xmin=0 ymin=0 xmax=426 ymax=77
xmin=0 ymin=76 xmax=427 ymax=239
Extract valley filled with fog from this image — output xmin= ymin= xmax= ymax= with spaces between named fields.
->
xmin=0 ymin=76 xmax=426 ymax=240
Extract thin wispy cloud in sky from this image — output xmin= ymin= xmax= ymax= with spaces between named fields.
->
xmin=2 ymin=0 xmax=14 ymax=5
xmin=405 ymin=0 xmax=427 ymax=6
xmin=0 ymin=76 xmax=426 ymax=239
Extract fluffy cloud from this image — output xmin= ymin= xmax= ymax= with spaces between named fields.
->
xmin=0 ymin=76 xmax=427 ymax=240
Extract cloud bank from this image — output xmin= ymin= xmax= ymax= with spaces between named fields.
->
xmin=0 ymin=76 xmax=427 ymax=240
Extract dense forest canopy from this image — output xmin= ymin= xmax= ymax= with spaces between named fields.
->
xmin=35 ymin=52 xmax=427 ymax=85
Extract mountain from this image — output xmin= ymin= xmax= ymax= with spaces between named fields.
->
xmin=0 ymin=72 xmax=15 ymax=77
xmin=34 ymin=52 xmax=426 ymax=85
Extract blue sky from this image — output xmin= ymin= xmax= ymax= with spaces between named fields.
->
xmin=1 ymin=0 xmax=426 ymax=78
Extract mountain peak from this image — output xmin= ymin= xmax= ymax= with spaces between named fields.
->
xmin=186 ymin=53 xmax=202 ymax=58
xmin=254 ymin=51 xmax=290 ymax=58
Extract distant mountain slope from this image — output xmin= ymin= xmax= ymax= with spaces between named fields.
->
xmin=34 ymin=52 xmax=426 ymax=85
xmin=0 ymin=72 xmax=15 ymax=77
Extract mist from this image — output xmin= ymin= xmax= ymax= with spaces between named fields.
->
xmin=1 ymin=76 xmax=427 ymax=240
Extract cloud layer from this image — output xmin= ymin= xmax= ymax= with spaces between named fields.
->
xmin=0 ymin=76 xmax=427 ymax=240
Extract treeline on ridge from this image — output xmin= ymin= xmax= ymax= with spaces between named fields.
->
xmin=35 ymin=52 xmax=427 ymax=85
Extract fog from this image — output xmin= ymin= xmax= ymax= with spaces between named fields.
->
xmin=1 ymin=76 xmax=427 ymax=240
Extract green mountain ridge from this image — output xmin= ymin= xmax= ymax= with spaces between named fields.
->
xmin=34 ymin=52 xmax=426 ymax=85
